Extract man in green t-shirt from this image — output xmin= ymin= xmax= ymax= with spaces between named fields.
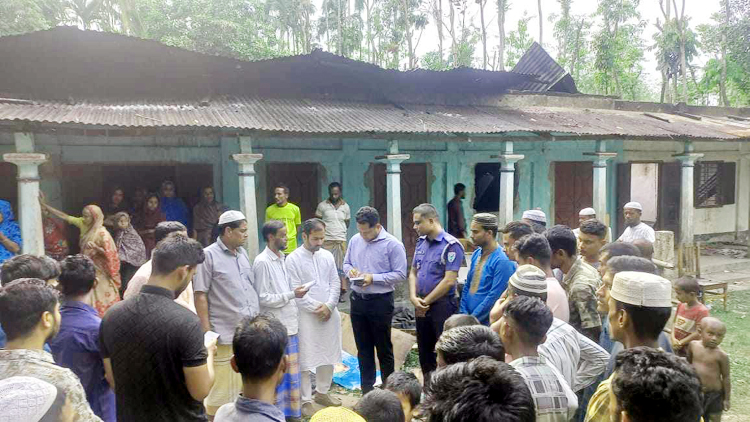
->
xmin=265 ymin=184 xmax=302 ymax=254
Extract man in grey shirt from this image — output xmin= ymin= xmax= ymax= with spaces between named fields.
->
xmin=194 ymin=210 xmax=260 ymax=417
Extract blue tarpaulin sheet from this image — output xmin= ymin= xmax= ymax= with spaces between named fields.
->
xmin=333 ymin=350 xmax=381 ymax=391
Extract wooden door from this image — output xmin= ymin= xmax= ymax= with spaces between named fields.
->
xmin=554 ymin=161 xmax=593 ymax=228
xmin=266 ymin=163 xmax=320 ymax=221
xmin=616 ymin=163 xmax=632 ymax=239
xmin=657 ymin=162 xmax=681 ymax=242
xmin=372 ymin=163 xmax=429 ymax=260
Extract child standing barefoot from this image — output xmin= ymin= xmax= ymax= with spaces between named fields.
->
xmin=687 ymin=317 xmax=731 ymax=422
xmin=672 ymin=277 xmax=710 ymax=356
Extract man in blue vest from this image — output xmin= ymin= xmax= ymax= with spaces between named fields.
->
xmin=408 ymin=203 xmax=464 ymax=385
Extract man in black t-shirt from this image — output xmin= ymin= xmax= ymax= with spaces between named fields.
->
xmin=100 ymin=233 xmax=216 ymax=422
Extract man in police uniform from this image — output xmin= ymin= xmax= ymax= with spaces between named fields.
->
xmin=408 ymin=203 xmax=465 ymax=384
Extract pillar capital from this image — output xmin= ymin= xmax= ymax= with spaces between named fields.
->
xmin=673 ymin=152 xmax=704 ymax=167
xmin=491 ymin=154 xmax=524 ymax=172
xmin=583 ymin=152 xmax=618 ymax=167
xmin=231 ymin=153 xmax=263 ymax=166
xmin=375 ymin=154 xmax=410 ymax=164
xmin=3 ymin=152 xmax=48 ymax=167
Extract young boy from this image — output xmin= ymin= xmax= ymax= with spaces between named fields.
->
xmin=443 ymin=314 xmax=480 ymax=331
xmin=215 ymin=314 xmax=289 ymax=422
xmin=687 ymin=317 xmax=731 ymax=422
xmin=385 ymin=371 xmax=421 ymax=422
xmin=354 ymin=390 xmax=405 ymax=422
xmin=672 ymin=277 xmax=710 ymax=356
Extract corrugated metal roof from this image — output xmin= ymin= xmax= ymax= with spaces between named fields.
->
xmin=512 ymin=42 xmax=577 ymax=93
xmin=1 ymin=97 xmax=749 ymax=140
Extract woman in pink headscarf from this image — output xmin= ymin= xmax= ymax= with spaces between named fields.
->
xmin=40 ymin=195 xmax=121 ymax=316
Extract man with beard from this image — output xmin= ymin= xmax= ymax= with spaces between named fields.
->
xmin=0 ymin=278 xmax=102 ymax=421
xmin=286 ymin=219 xmax=343 ymax=417
xmin=101 ymin=233 xmax=215 ymax=422
xmin=616 ymin=202 xmax=655 ymax=243
xmin=254 ymin=220 xmax=309 ymax=420
xmin=459 ymin=213 xmax=516 ymax=325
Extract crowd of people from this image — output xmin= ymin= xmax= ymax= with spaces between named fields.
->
xmin=0 ymin=180 xmax=733 ymax=422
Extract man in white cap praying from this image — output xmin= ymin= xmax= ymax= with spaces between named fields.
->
xmin=193 ymin=210 xmax=261 ymax=417
xmin=616 ymin=202 xmax=655 ymax=243
xmin=521 ymin=209 xmax=547 ymax=234
xmin=584 ymin=271 xmax=673 ymax=422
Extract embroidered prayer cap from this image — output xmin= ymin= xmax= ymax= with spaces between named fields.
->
xmin=310 ymin=406 xmax=366 ymax=422
xmin=521 ymin=209 xmax=547 ymax=224
xmin=509 ymin=264 xmax=548 ymax=294
xmin=218 ymin=210 xmax=246 ymax=225
xmin=0 ymin=376 xmax=58 ymax=422
xmin=472 ymin=213 xmax=498 ymax=226
xmin=579 ymin=207 xmax=596 ymax=216
xmin=623 ymin=202 xmax=643 ymax=211
xmin=610 ymin=271 xmax=672 ymax=308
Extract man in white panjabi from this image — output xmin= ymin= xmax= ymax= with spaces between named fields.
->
xmin=616 ymin=202 xmax=655 ymax=243
xmin=286 ymin=218 xmax=343 ymax=417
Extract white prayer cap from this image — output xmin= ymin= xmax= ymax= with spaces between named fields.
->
xmin=610 ymin=271 xmax=672 ymax=308
xmin=218 ymin=210 xmax=246 ymax=225
xmin=509 ymin=265 xmax=548 ymax=294
xmin=0 ymin=376 xmax=58 ymax=422
xmin=579 ymin=207 xmax=596 ymax=216
xmin=623 ymin=202 xmax=643 ymax=211
xmin=522 ymin=209 xmax=547 ymax=224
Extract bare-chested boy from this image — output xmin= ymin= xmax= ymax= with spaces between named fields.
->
xmin=687 ymin=317 xmax=731 ymax=422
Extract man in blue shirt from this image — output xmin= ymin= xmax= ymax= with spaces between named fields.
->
xmin=409 ymin=203 xmax=464 ymax=384
xmin=460 ymin=213 xmax=516 ymax=325
xmin=49 ymin=254 xmax=116 ymax=422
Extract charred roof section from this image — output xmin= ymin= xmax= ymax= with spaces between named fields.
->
xmin=512 ymin=42 xmax=578 ymax=94
xmin=0 ymin=27 xmax=536 ymax=105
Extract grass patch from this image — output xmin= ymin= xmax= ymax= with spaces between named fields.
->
xmin=705 ymin=290 xmax=750 ymax=420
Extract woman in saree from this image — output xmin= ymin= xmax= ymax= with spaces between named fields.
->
xmin=192 ymin=186 xmax=226 ymax=247
xmin=39 ymin=196 xmax=121 ymax=316
xmin=42 ymin=206 xmax=69 ymax=261
xmin=0 ymin=200 xmax=22 ymax=264
xmin=112 ymin=212 xmax=147 ymax=295
xmin=133 ymin=193 xmax=166 ymax=256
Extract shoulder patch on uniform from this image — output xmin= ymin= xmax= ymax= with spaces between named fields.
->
xmin=447 ymin=251 xmax=457 ymax=263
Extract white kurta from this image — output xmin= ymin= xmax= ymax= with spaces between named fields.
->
xmin=286 ymin=246 xmax=342 ymax=371
xmin=617 ymin=222 xmax=656 ymax=243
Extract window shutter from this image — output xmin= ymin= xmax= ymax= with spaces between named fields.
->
xmin=694 ymin=162 xmax=701 ymax=206
xmin=721 ymin=162 xmax=736 ymax=205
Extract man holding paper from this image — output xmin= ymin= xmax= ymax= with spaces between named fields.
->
xmin=286 ymin=218 xmax=343 ymax=417
xmin=193 ymin=210 xmax=260 ymax=417
xmin=343 ymin=207 xmax=407 ymax=394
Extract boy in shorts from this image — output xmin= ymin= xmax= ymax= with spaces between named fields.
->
xmin=672 ymin=277 xmax=710 ymax=356
xmin=687 ymin=317 xmax=731 ymax=422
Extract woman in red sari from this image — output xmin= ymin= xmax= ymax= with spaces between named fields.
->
xmin=133 ymin=193 xmax=166 ymax=257
xmin=40 ymin=197 xmax=121 ymax=316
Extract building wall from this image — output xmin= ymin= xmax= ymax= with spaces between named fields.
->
xmin=622 ymin=140 xmax=749 ymax=238
xmin=2 ymin=130 xmax=747 ymax=246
